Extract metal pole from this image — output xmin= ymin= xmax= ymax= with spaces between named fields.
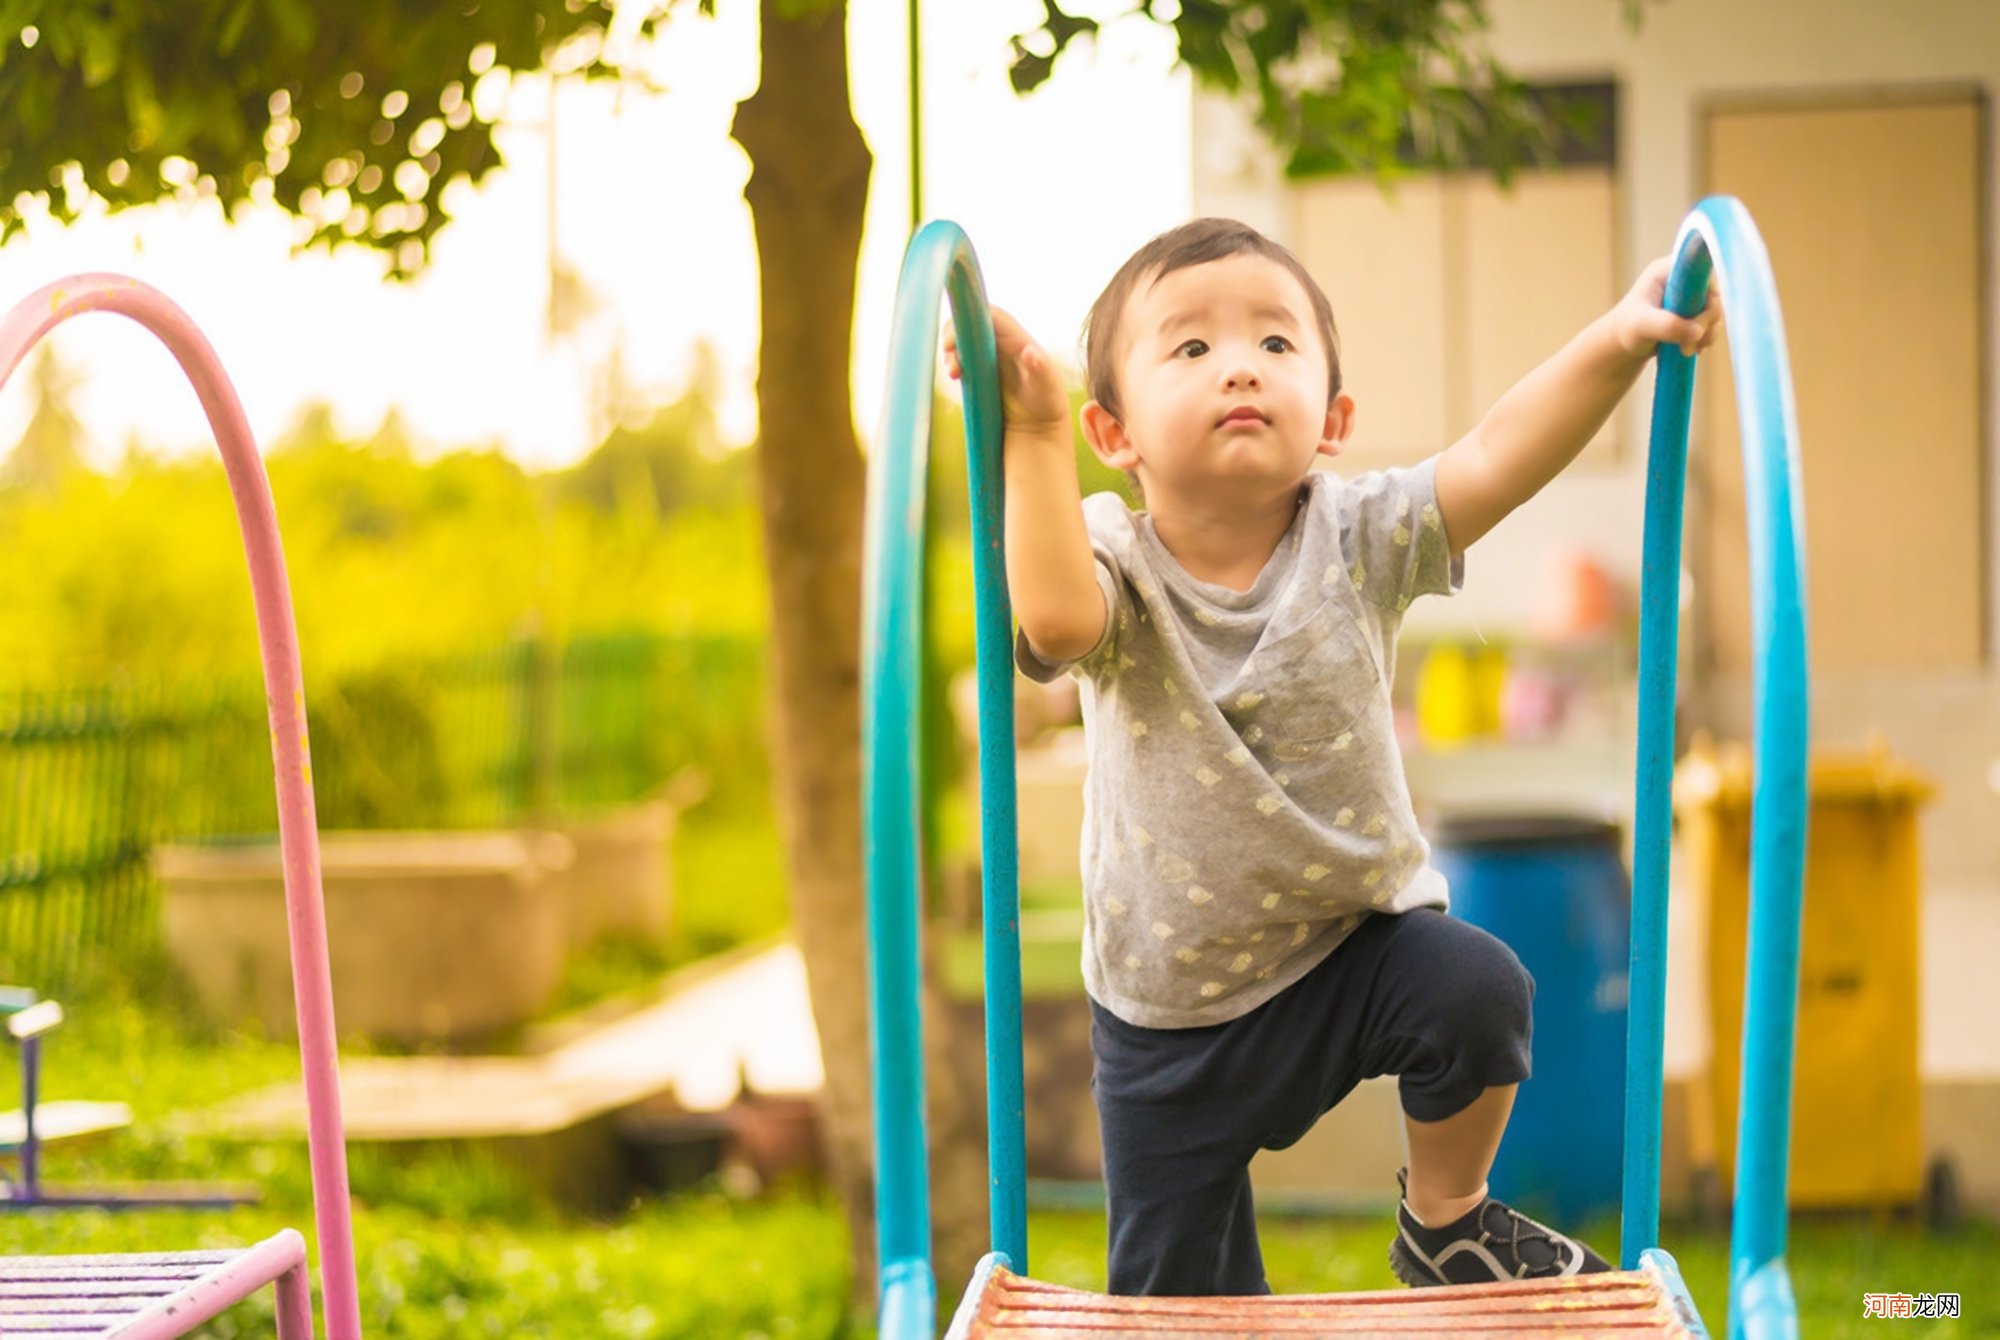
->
xmin=908 ymin=0 xmax=922 ymax=230
xmin=21 ymin=1034 xmax=40 ymax=1199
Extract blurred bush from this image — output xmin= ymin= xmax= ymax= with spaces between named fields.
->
xmin=0 ymin=355 xmax=770 ymax=684
xmin=0 ymin=349 xmax=790 ymax=987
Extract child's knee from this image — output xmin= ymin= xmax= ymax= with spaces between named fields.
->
xmin=1440 ymin=931 xmax=1534 ymax=1051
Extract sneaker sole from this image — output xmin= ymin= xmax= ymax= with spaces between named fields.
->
xmin=1389 ymin=1229 xmax=1607 ymax=1288
xmin=1387 ymin=1235 xmax=1443 ymax=1288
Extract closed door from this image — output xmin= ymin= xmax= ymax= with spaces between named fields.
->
xmin=1701 ymin=95 xmax=1985 ymax=673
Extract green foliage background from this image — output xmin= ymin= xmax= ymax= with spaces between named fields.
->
xmin=0 ymin=347 xmax=767 ymax=691
xmin=0 ymin=347 xmax=1020 ymax=986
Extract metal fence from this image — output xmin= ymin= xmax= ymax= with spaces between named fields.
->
xmin=0 ymin=631 xmax=764 ymax=990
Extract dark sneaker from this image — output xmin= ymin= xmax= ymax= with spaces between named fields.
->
xmin=1387 ymin=1170 xmax=1612 ymax=1287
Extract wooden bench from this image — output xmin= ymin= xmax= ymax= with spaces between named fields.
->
xmin=0 ymin=1237 xmax=312 ymax=1338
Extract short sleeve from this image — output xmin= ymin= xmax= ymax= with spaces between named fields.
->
xmin=1015 ymin=557 xmax=1119 ymax=682
xmin=1334 ymin=456 xmax=1463 ymax=612
xmin=1014 ymin=492 xmax=1136 ymax=683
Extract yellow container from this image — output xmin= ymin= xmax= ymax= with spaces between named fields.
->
xmin=1415 ymin=642 xmax=1509 ymax=748
xmin=1673 ymin=733 xmax=1933 ymax=1209
xmin=1415 ymin=643 xmax=1477 ymax=748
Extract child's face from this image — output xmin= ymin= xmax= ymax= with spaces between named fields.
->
xmin=1085 ymin=253 xmax=1352 ymax=509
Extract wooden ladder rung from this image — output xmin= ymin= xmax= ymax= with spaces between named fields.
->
xmin=960 ymin=1264 xmax=1700 ymax=1338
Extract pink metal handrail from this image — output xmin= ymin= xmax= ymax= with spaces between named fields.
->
xmin=116 ymin=1231 xmax=315 ymax=1340
xmin=0 ymin=274 xmax=360 ymax=1340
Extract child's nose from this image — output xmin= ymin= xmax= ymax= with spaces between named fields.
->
xmin=1222 ymin=362 xmax=1261 ymax=390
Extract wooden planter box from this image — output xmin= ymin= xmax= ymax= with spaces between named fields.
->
xmin=553 ymin=797 xmax=677 ymax=952
xmin=157 ymin=831 xmax=572 ymax=1047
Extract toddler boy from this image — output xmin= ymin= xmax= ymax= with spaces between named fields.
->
xmin=948 ymin=217 xmax=1718 ymax=1294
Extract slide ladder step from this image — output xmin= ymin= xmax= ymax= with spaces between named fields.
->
xmin=961 ymin=1263 xmax=1701 ymax=1337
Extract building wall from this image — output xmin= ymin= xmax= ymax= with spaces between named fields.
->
xmin=1192 ymin=0 xmax=2000 ymax=1204
xmin=1196 ymin=0 xmax=1998 ymax=653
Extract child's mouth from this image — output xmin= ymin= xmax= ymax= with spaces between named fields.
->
xmin=1219 ymin=407 xmax=1269 ymax=426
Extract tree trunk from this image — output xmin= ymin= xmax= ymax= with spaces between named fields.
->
xmin=732 ymin=0 xmax=986 ymax=1312
xmin=731 ymin=0 xmax=874 ymax=1299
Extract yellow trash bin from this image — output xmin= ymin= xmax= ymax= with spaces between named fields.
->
xmin=1674 ymin=732 xmax=1933 ymax=1209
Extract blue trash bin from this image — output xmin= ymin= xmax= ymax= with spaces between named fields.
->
xmin=1430 ymin=814 xmax=1629 ymax=1226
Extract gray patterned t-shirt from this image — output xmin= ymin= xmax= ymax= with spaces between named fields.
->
xmin=1018 ymin=461 xmax=1463 ymax=1028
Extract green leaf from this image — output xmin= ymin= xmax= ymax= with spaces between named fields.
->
xmin=265 ymin=0 xmax=318 ymax=51
xmin=78 ymin=19 xmax=119 ymax=87
xmin=1006 ymin=1 xmax=1098 ymax=94
xmin=1007 ymin=43 xmax=1055 ymax=96
xmin=217 ymin=0 xmax=254 ymax=56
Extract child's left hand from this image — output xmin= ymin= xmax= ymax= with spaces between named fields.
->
xmin=1612 ymin=255 xmax=1724 ymax=360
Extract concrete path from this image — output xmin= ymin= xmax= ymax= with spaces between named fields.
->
xmin=208 ymin=941 xmax=822 ymax=1141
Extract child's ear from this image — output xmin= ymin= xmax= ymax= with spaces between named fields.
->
xmin=1080 ymin=401 xmax=1140 ymax=470
xmin=1317 ymin=391 xmax=1357 ymax=460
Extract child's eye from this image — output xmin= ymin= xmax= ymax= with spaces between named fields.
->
xmin=1262 ymin=335 xmax=1293 ymax=354
xmin=1175 ymin=339 xmax=1209 ymax=359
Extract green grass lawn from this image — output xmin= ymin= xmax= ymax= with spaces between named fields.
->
xmin=4 ymin=1189 xmax=854 ymax=1338
xmin=6 ymin=800 xmax=1994 ymax=1336
xmin=666 ymin=798 xmax=793 ymax=966
xmin=5 ymin=1181 xmax=1994 ymax=1337
xmin=2 ymin=978 xmax=858 ymax=1338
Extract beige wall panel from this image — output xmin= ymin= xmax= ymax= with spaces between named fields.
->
xmin=1703 ymin=99 xmax=1983 ymax=673
xmin=1459 ymin=170 xmax=1621 ymax=456
xmin=1295 ymin=177 xmax=1448 ymax=465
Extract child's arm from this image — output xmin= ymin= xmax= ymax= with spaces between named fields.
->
xmin=1434 ymin=256 xmax=1721 ymax=553
xmin=945 ymin=308 xmax=1106 ymax=664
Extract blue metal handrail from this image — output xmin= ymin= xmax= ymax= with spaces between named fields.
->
xmin=1622 ymin=196 xmax=1808 ymax=1340
xmin=866 ymin=199 xmax=1807 ymax=1340
xmin=861 ymin=220 xmax=1027 ymax=1339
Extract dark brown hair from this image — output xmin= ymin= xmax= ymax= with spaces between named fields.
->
xmin=1082 ymin=217 xmax=1343 ymax=422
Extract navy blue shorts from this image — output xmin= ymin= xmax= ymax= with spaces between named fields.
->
xmin=1089 ymin=907 xmax=1534 ymax=1296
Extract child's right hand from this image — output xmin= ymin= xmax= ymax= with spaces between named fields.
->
xmin=943 ymin=307 xmax=1073 ymax=440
